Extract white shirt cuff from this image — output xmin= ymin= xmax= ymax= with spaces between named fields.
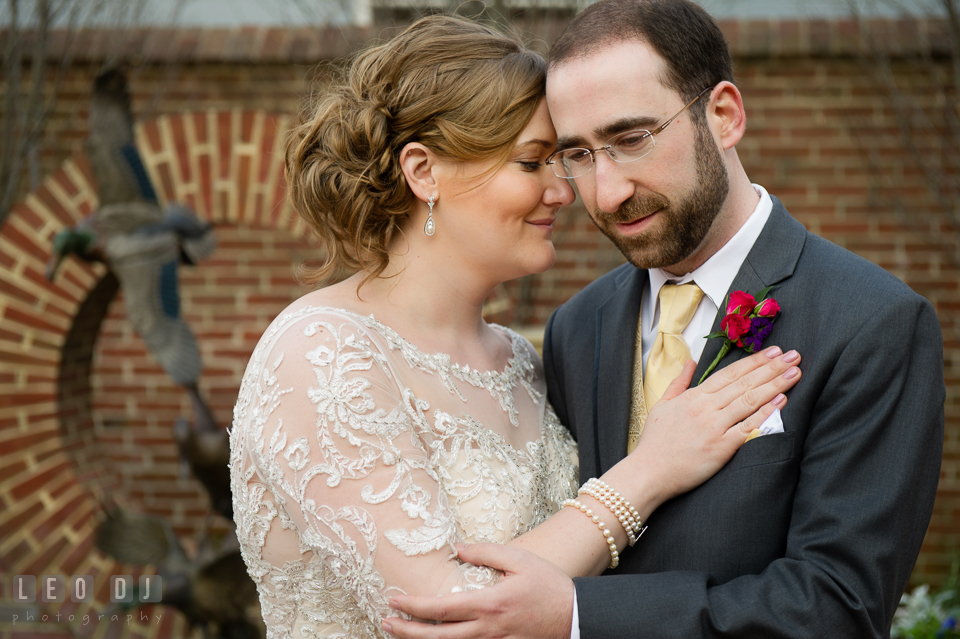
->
xmin=569 ymin=584 xmax=580 ymax=639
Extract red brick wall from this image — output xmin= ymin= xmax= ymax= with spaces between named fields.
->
xmin=0 ymin=19 xmax=957 ymax=638
xmin=0 ymin=110 xmax=313 ymax=638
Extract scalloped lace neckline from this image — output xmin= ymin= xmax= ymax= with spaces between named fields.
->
xmin=289 ymin=304 xmax=524 ymax=382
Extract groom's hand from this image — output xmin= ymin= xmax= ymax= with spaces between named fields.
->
xmin=384 ymin=543 xmax=574 ymax=639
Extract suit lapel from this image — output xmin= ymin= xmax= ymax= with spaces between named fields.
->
xmin=595 ymin=266 xmax=645 ymax=475
xmin=692 ymin=196 xmax=807 ymax=385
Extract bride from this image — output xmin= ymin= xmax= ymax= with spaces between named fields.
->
xmin=229 ymin=14 xmax=801 ymax=639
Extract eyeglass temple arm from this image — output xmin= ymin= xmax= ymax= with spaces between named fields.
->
xmin=651 ymin=85 xmax=715 ymax=136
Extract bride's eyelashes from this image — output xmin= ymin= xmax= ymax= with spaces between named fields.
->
xmin=517 ymin=160 xmax=544 ymax=172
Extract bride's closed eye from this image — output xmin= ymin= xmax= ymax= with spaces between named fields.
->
xmin=516 ymin=160 xmax=545 ymax=172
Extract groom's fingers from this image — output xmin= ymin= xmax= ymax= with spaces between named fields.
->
xmin=388 ymin=544 xmax=539 ymax=623
xmin=387 ymin=544 xmax=574 ymax=639
xmin=385 ymin=616 xmax=476 ymax=639
xmin=389 ymin=590 xmax=481 ymax=624
xmin=453 ymin=542 xmax=527 ymax=573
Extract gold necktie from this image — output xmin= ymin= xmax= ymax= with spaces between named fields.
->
xmin=627 ymin=283 xmax=704 ymax=453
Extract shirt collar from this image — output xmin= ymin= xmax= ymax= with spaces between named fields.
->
xmin=648 ymin=184 xmax=773 ymax=314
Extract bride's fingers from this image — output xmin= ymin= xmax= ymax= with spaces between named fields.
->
xmin=721 ymin=393 xmax=789 ymax=449
xmin=717 ymin=363 xmax=801 ymax=427
xmin=659 ymin=359 xmax=696 ymax=403
xmin=696 ymin=346 xmax=785 ymax=394
xmin=706 ymin=348 xmax=801 ymax=410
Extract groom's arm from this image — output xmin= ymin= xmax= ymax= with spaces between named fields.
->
xmin=571 ymin=292 xmax=944 ymax=639
xmin=543 ymin=307 xmax=573 ymax=440
xmin=386 ymin=293 xmax=944 ymax=639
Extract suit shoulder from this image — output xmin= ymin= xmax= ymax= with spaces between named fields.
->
xmin=800 ymin=232 xmax=923 ymax=302
xmin=550 ymin=262 xmax=635 ymax=326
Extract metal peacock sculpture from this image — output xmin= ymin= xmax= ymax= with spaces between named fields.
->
xmin=94 ymin=504 xmax=260 ymax=639
xmin=45 ymin=68 xmax=233 ymax=519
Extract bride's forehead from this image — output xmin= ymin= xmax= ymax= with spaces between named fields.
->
xmin=518 ymin=101 xmax=557 ymax=139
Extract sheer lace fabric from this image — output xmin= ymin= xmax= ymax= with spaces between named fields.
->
xmin=230 ymin=306 xmax=579 ymax=638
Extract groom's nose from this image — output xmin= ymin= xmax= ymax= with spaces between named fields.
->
xmin=592 ymin=153 xmax=637 ymax=214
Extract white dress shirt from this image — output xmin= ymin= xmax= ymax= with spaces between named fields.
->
xmin=569 ymin=184 xmax=773 ymax=639
xmin=641 ymin=184 xmax=772 ymax=368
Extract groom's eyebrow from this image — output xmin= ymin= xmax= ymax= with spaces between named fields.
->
xmin=555 ymin=134 xmax=586 ymax=151
xmin=594 ymin=115 xmax=661 ymax=140
xmin=556 ymin=115 xmax=661 ymax=151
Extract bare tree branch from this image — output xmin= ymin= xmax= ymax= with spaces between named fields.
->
xmin=1 ymin=0 xmax=24 ymax=221
xmin=847 ymin=0 xmax=960 ymax=268
xmin=0 ymin=0 xmax=164 ymax=226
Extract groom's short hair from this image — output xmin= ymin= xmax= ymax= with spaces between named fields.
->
xmin=548 ymin=0 xmax=734 ymax=111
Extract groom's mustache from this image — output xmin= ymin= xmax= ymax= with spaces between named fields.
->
xmin=595 ymin=192 xmax=671 ymax=226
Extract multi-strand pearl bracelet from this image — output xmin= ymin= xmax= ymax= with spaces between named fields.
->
xmin=578 ymin=478 xmax=646 ymax=547
xmin=561 ymin=498 xmax=620 ymax=569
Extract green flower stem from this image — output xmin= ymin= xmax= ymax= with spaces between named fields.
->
xmin=698 ymin=341 xmax=732 ymax=385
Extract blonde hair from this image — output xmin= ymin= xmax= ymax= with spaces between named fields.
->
xmin=285 ymin=14 xmax=547 ymax=286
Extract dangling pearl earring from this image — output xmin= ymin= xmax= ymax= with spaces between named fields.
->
xmin=424 ymin=195 xmax=436 ymax=236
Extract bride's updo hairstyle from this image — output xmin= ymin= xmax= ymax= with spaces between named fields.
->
xmin=285 ymin=15 xmax=547 ymax=286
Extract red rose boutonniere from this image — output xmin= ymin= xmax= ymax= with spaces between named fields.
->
xmin=698 ymin=286 xmax=781 ymax=384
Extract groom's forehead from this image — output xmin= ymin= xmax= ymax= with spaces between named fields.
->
xmin=546 ymin=39 xmax=670 ymax=106
xmin=546 ymin=42 xmax=673 ymax=143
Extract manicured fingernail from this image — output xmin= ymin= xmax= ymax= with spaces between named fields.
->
xmin=773 ymin=393 xmax=786 ymax=406
xmin=455 ymin=543 xmax=467 ymax=553
xmin=382 ymin=620 xmax=393 ymax=632
xmin=765 ymin=346 xmax=782 ymax=358
xmin=782 ymin=350 xmax=799 ymax=363
xmin=389 ymin=598 xmax=400 ymax=610
xmin=784 ymin=367 xmax=799 ymax=379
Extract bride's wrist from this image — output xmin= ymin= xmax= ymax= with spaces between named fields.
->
xmin=599 ymin=458 xmax=670 ymax=525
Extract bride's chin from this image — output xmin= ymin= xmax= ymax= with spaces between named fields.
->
xmin=535 ymin=245 xmax=557 ymax=272
xmin=508 ymin=250 xmax=557 ymax=281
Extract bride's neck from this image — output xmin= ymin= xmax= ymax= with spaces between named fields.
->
xmin=339 ymin=232 xmax=503 ymax=360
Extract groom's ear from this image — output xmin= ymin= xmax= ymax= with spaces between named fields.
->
xmin=400 ymin=142 xmax=439 ymax=203
xmin=707 ymin=82 xmax=746 ymax=150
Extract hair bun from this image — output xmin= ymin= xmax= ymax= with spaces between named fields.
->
xmin=285 ymin=14 xmax=546 ymax=287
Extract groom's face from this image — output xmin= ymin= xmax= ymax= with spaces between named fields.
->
xmin=547 ymin=39 xmax=729 ymax=274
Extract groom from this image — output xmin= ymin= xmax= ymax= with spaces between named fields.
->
xmin=388 ymin=1 xmax=945 ymax=637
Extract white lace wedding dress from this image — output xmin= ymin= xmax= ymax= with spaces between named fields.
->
xmin=229 ymin=306 xmax=579 ymax=638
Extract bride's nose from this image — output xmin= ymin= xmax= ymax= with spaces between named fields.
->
xmin=543 ymin=172 xmax=576 ymax=207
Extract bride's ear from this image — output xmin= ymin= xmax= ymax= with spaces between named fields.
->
xmin=400 ymin=142 xmax=439 ymax=204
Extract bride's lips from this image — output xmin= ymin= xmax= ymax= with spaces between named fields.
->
xmin=615 ymin=209 xmax=661 ymax=235
xmin=526 ymin=216 xmax=555 ymax=229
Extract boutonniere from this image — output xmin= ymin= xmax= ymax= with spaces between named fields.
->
xmin=699 ymin=286 xmax=781 ymax=384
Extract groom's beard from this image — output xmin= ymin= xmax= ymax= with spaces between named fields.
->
xmin=591 ymin=118 xmax=730 ymax=271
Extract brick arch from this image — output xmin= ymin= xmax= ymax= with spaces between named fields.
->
xmin=135 ymin=109 xmax=299 ymax=232
xmin=0 ymin=109 xmax=312 ymax=638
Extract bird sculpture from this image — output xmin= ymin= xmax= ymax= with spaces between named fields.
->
xmin=45 ymin=68 xmax=231 ymax=515
xmin=175 ymin=416 xmax=233 ymax=520
xmin=94 ymin=505 xmax=260 ymax=639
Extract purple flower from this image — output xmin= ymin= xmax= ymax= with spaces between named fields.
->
xmin=939 ymin=616 xmax=957 ymax=637
xmin=741 ymin=317 xmax=773 ymax=353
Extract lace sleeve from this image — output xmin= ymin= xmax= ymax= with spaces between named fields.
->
xmin=231 ymin=310 xmax=497 ymax=634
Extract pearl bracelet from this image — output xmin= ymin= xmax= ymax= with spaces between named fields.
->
xmin=561 ymin=498 xmax=619 ymax=569
xmin=579 ymin=478 xmax=646 ymax=546
xmin=581 ymin=478 xmax=643 ymax=544
xmin=580 ymin=486 xmax=640 ymax=546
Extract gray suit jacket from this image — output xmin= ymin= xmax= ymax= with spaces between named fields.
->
xmin=543 ymin=198 xmax=944 ymax=638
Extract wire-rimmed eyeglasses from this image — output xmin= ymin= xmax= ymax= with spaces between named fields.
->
xmin=546 ymin=85 xmax=715 ymax=180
